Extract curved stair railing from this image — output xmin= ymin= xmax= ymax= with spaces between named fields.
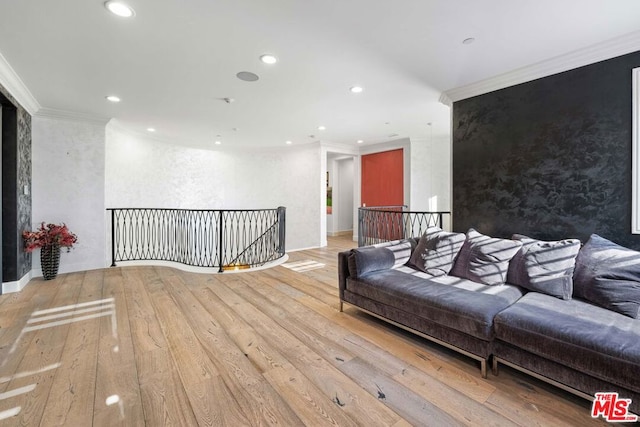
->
xmin=108 ymin=207 xmax=286 ymax=272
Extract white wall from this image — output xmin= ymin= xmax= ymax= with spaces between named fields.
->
xmin=410 ymin=135 xmax=452 ymax=228
xmin=31 ymin=116 xmax=107 ymax=275
xmin=326 ymin=159 xmax=334 ymax=234
xmin=336 ymin=158 xmax=354 ymax=232
xmin=105 ymin=124 xmax=321 ymax=251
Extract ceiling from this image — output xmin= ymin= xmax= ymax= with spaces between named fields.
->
xmin=1 ymin=1 xmax=640 ymax=149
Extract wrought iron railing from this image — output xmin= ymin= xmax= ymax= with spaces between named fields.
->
xmin=358 ymin=206 xmax=451 ymax=246
xmin=107 ymin=207 xmax=286 ymax=272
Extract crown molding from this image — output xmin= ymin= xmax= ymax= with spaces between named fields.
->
xmin=35 ymin=108 xmax=111 ymax=125
xmin=0 ymin=52 xmax=41 ymax=114
xmin=442 ymin=30 xmax=640 ymax=104
xmin=438 ymin=92 xmax=452 ymax=107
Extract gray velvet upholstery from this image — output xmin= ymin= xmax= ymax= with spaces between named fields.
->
xmin=408 ymin=227 xmax=466 ymax=276
xmin=343 ymin=289 xmax=493 ymax=358
xmin=450 ymin=228 xmax=522 ymax=286
xmin=338 ymin=238 xmax=640 ymax=410
xmin=507 ymin=235 xmax=581 ymax=300
xmin=346 ymin=269 xmax=524 ymax=340
xmin=573 ymin=234 xmax=640 ymax=318
xmin=494 ymin=292 xmax=640 ymax=393
xmin=348 ymin=240 xmax=412 ymax=278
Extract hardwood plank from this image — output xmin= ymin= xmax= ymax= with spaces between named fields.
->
xmin=204 ymin=281 xmax=402 ymax=426
xmin=92 ymin=267 xmax=145 ymax=426
xmin=340 ymin=357 xmax=464 ymax=426
xmin=149 ymin=285 xmax=250 ymax=427
xmin=263 ymin=365 xmax=359 ymax=427
xmin=0 ymin=272 xmax=85 ymax=424
xmin=485 ymin=366 xmax=607 ymax=427
xmin=123 ymin=268 xmax=198 ymax=426
xmin=121 ymin=267 xmax=166 ymax=353
xmin=161 ymin=269 xmax=303 ymax=426
xmin=232 ymin=274 xmax=517 ymax=426
xmin=174 ymin=271 xmax=361 ymax=426
xmin=392 ymin=366 xmax=518 ymax=427
xmin=38 ymin=269 xmax=103 ymax=426
xmin=0 ymin=281 xmax=59 ymax=375
xmin=135 ymin=348 xmax=199 ymax=426
xmin=249 ymin=271 xmax=496 ymax=405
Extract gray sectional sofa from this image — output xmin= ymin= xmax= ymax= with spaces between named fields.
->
xmin=338 ymin=228 xmax=640 ymax=413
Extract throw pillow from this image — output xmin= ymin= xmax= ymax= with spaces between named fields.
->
xmin=349 ymin=240 xmax=413 ymax=278
xmin=450 ymin=228 xmax=522 ymax=286
xmin=573 ymin=234 xmax=640 ymax=319
xmin=507 ymin=234 xmax=581 ymax=300
xmin=408 ymin=226 xmax=466 ymax=276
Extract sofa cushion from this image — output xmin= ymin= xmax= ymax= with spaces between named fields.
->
xmin=507 ymin=235 xmax=581 ymax=300
xmin=573 ymin=234 xmax=640 ymax=319
xmin=450 ymin=229 xmax=522 ymax=286
xmin=348 ymin=240 xmax=412 ymax=278
xmin=407 ymin=227 xmax=466 ymax=276
xmin=346 ymin=268 xmax=524 ymax=340
xmin=494 ymin=292 xmax=640 ymax=392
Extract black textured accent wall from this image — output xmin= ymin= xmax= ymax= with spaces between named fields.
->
xmin=0 ymin=83 xmax=32 ymax=284
xmin=452 ymin=51 xmax=640 ymax=249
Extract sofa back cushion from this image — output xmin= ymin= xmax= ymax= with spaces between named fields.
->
xmin=507 ymin=235 xmax=581 ymax=300
xmin=573 ymin=234 xmax=640 ymax=319
xmin=407 ymin=226 xmax=466 ymax=276
xmin=348 ymin=240 xmax=413 ymax=278
xmin=450 ymin=228 xmax=522 ymax=286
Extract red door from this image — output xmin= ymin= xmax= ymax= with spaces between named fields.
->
xmin=361 ymin=149 xmax=404 ymax=207
xmin=361 ymin=149 xmax=404 ymax=241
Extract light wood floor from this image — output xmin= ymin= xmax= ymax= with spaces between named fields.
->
xmin=0 ymin=236 xmax=607 ymax=426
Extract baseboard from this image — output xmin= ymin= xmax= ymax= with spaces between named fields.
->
xmin=31 ymin=261 xmax=108 ymax=278
xmin=327 ymin=230 xmax=353 ymax=237
xmin=287 ymin=245 xmax=322 ymax=252
xmin=2 ymin=271 xmax=33 ymax=294
xmin=112 ymin=255 xmax=289 ymax=274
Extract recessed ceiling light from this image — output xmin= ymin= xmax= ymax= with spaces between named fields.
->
xmin=260 ymin=54 xmax=278 ymax=64
xmin=236 ymin=71 xmax=259 ymax=82
xmin=350 ymin=86 xmax=363 ymax=94
xmin=462 ymin=37 xmax=475 ymax=45
xmin=215 ymin=140 xmax=222 ymax=145
xmin=317 ymin=126 xmax=326 ymax=131
xmin=106 ymin=95 xmax=121 ymax=103
xmin=146 ymin=128 xmax=156 ymax=132
xmin=104 ymin=1 xmax=135 ymax=18
xmin=285 ymin=140 xmax=292 ymax=145
xmin=357 ymin=140 xmax=364 ymax=144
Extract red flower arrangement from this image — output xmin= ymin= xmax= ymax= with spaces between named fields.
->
xmin=22 ymin=222 xmax=78 ymax=253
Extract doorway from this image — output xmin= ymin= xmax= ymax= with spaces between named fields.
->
xmin=326 ymin=154 xmax=355 ymax=237
xmin=361 ymin=148 xmax=404 ymax=207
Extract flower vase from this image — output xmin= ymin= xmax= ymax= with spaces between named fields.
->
xmin=41 ymin=244 xmax=61 ymax=280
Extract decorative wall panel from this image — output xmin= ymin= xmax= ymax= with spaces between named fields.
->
xmin=453 ymin=51 xmax=640 ymax=249
xmin=16 ymin=109 xmax=31 ymax=278
xmin=0 ymin=82 xmax=32 ymax=282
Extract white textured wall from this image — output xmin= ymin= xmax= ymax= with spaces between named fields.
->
xmin=336 ymin=158 xmax=354 ymax=232
xmin=326 ymin=159 xmax=334 ymax=234
xmin=105 ymin=124 xmax=321 ymax=250
xmin=31 ymin=116 xmax=107 ymax=275
xmin=410 ymin=135 xmax=452 ymax=227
